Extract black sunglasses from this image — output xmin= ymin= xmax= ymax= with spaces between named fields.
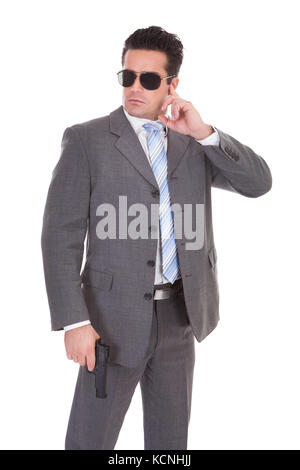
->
xmin=117 ymin=69 xmax=176 ymax=91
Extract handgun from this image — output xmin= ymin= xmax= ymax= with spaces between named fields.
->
xmin=88 ymin=338 xmax=110 ymax=399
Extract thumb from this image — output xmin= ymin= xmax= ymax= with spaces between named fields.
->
xmin=91 ymin=325 xmax=100 ymax=340
xmin=158 ymin=114 xmax=176 ymax=131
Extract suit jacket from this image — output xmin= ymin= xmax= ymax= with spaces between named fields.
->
xmin=41 ymin=104 xmax=272 ymax=368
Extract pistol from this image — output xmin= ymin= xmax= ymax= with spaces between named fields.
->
xmin=88 ymin=339 xmax=110 ymax=399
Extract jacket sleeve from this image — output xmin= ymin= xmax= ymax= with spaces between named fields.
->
xmin=41 ymin=126 xmax=91 ymax=331
xmin=203 ymin=127 xmax=272 ymax=197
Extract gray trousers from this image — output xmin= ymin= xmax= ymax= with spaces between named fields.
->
xmin=65 ymin=289 xmax=195 ymax=450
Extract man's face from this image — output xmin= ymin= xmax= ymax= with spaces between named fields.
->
xmin=122 ymin=49 xmax=179 ymax=121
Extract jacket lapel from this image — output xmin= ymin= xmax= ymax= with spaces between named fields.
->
xmin=109 ymin=105 xmax=191 ymax=189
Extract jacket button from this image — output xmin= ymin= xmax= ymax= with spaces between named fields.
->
xmin=147 ymin=259 xmax=155 ymax=267
xmin=144 ymin=292 xmax=152 ymax=300
xmin=151 ymin=189 xmax=160 ymax=198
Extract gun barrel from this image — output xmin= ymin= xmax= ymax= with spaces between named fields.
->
xmin=95 ymin=363 xmax=107 ymax=398
xmin=93 ymin=340 xmax=110 ymax=399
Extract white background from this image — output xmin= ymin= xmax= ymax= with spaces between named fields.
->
xmin=0 ymin=0 xmax=299 ymax=450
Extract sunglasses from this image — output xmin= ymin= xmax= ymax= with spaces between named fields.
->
xmin=117 ymin=69 xmax=176 ymax=91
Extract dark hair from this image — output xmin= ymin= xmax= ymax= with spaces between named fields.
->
xmin=121 ymin=26 xmax=184 ymax=85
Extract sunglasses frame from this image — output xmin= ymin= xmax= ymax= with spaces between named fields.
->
xmin=117 ymin=69 xmax=176 ymax=90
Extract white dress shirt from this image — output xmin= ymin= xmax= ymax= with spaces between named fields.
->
xmin=64 ymin=106 xmax=220 ymax=331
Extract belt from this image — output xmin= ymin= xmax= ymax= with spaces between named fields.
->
xmin=153 ymin=278 xmax=183 ymax=300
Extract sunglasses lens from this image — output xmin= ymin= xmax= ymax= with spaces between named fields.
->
xmin=118 ymin=70 xmax=135 ymax=87
xmin=117 ymin=70 xmax=162 ymax=90
xmin=141 ymin=73 xmax=161 ymax=90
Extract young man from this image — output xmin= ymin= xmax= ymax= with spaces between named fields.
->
xmin=41 ymin=26 xmax=272 ymax=450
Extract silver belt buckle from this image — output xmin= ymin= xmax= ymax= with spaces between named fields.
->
xmin=154 ymin=288 xmax=172 ymax=300
xmin=153 ymin=279 xmax=182 ymax=300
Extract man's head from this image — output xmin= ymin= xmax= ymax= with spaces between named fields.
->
xmin=120 ymin=26 xmax=184 ymax=121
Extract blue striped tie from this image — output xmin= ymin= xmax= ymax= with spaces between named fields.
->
xmin=143 ymin=121 xmax=180 ymax=284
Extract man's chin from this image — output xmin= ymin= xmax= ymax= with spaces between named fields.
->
xmin=128 ymin=103 xmax=145 ymax=111
xmin=124 ymin=102 xmax=158 ymax=120
xmin=127 ymin=105 xmax=146 ymax=116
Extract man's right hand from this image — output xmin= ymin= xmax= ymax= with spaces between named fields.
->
xmin=64 ymin=324 xmax=100 ymax=371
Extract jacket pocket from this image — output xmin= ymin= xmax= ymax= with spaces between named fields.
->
xmin=81 ymin=267 xmax=113 ymax=291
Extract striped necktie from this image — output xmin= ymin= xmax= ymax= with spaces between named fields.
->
xmin=143 ymin=121 xmax=181 ymax=284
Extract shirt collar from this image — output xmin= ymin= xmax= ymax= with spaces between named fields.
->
xmin=122 ymin=105 xmax=168 ymax=137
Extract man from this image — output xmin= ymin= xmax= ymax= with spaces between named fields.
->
xmin=41 ymin=26 xmax=272 ymax=450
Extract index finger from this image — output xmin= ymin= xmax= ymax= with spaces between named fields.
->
xmin=87 ymin=350 xmax=96 ymax=372
xmin=161 ymin=95 xmax=176 ymax=112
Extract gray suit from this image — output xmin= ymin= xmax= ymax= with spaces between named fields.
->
xmin=41 ymin=105 xmax=272 ymax=449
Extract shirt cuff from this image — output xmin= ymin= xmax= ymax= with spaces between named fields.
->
xmin=194 ymin=126 xmax=220 ymax=146
xmin=64 ymin=320 xmax=91 ymax=331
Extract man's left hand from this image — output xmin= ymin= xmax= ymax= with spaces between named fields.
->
xmin=158 ymin=82 xmax=214 ymax=140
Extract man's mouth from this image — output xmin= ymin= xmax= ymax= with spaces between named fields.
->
xmin=129 ymin=99 xmax=144 ymax=104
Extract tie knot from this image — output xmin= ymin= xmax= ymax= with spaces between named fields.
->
xmin=143 ymin=121 xmax=164 ymax=134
